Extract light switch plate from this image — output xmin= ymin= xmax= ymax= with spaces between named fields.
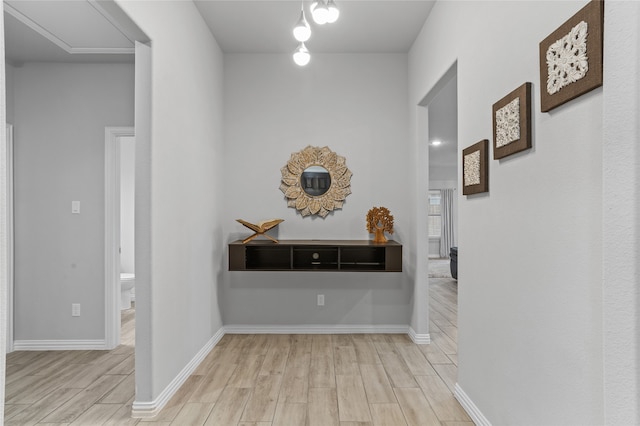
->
xmin=72 ymin=201 xmax=81 ymax=214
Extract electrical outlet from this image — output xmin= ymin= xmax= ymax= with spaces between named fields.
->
xmin=72 ymin=303 xmax=81 ymax=317
xmin=317 ymin=294 xmax=325 ymax=306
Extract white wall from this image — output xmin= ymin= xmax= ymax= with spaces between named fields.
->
xmin=602 ymin=1 xmax=640 ymax=422
xmin=12 ymin=63 xmax=134 ymax=341
xmin=429 ymin=166 xmax=456 ymax=183
xmin=223 ymin=54 xmax=414 ymax=329
xmin=115 ymin=0 xmax=225 ymax=404
xmin=410 ymin=1 xmax=604 ymax=424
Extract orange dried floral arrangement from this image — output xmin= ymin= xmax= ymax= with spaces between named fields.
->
xmin=366 ymin=206 xmax=394 ymax=243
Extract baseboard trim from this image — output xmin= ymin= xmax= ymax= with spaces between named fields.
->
xmin=408 ymin=327 xmax=431 ymax=344
xmin=223 ymin=324 xmax=410 ymax=335
xmin=131 ymin=327 xmax=225 ymax=418
xmin=454 ymin=383 xmax=492 ymax=426
xmin=13 ymin=339 xmax=107 ymax=351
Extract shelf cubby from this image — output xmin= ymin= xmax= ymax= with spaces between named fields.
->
xmin=229 ymin=240 xmax=402 ymax=272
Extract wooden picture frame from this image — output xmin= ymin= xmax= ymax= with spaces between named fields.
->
xmin=462 ymin=140 xmax=489 ymax=195
xmin=539 ymin=0 xmax=604 ymax=112
xmin=492 ymin=82 xmax=532 ymax=160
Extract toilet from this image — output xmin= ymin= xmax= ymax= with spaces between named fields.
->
xmin=120 ymin=273 xmax=135 ymax=310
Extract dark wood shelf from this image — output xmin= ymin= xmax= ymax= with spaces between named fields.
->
xmin=229 ymin=240 xmax=402 ymax=272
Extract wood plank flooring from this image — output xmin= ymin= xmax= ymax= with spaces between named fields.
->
xmin=4 ymin=306 xmax=135 ymax=426
xmin=5 ymin=277 xmax=467 ymax=425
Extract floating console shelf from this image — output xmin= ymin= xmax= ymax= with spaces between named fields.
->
xmin=229 ymin=240 xmax=402 ymax=272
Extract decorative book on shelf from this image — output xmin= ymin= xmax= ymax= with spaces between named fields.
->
xmin=236 ymin=218 xmax=284 ymax=244
xmin=229 ymin=240 xmax=402 ymax=272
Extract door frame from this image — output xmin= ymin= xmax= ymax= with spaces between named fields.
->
xmin=413 ymin=61 xmax=458 ymax=341
xmin=105 ymin=126 xmax=134 ymax=349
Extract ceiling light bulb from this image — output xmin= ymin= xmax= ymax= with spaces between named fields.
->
xmin=326 ymin=0 xmax=339 ymax=23
xmin=293 ymin=10 xmax=311 ymax=42
xmin=293 ymin=43 xmax=310 ymax=66
xmin=312 ymin=0 xmax=330 ymax=25
xmin=431 ymin=140 xmax=442 ymax=146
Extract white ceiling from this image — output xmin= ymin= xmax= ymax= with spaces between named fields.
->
xmin=4 ymin=0 xmax=137 ymax=65
xmin=4 ymin=0 xmax=436 ymax=65
xmin=194 ymin=0 xmax=436 ymax=53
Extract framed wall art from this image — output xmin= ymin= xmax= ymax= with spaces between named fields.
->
xmin=539 ymin=0 xmax=604 ymax=112
xmin=462 ymin=139 xmax=489 ymax=195
xmin=492 ymin=82 xmax=532 ymax=160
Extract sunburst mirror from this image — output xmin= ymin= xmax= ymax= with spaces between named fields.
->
xmin=280 ymin=145 xmax=352 ymax=218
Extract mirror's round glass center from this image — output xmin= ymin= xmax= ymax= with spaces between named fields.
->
xmin=300 ymin=165 xmax=331 ymax=196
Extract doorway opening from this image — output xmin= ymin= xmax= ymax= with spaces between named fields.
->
xmin=418 ymin=61 xmax=460 ymax=373
xmin=426 ymin=71 xmax=458 ymax=263
xmin=105 ymin=127 xmax=135 ymax=348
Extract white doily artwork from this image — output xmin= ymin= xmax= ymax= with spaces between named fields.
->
xmin=546 ymin=21 xmax=589 ymax=95
xmin=495 ymin=97 xmax=520 ymax=148
xmin=464 ymin=151 xmax=480 ymax=186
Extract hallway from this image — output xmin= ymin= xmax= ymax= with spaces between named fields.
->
xmin=144 ymin=277 xmax=465 ymax=425
xmin=3 ymin=279 xmax=464 ymax=425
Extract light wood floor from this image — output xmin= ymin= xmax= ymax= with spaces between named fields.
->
xmin=4 ymin=278 xmax=467 ymax=425
xmin=4 ymin=305 xmax=136 ymax=425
